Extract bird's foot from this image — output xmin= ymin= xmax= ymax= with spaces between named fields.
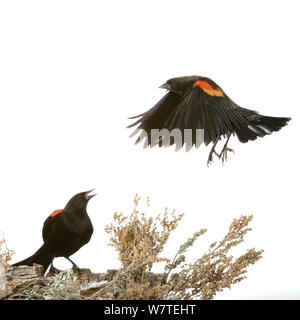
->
xmin=71 ymin=265 xmax=83 ymax=276
xmin=219 ymin=146 xmax=234 ymax=163
xmin=72 ymin=264 xmax=81 ymax=271
xmin=207 ymin=149 xmax=220 ymax=166
xmin=48 ymin=265 xmax=61 ymax=276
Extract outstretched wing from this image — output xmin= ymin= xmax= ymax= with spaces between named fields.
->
xmin=128 ymin=91 xmax=181 ymax=130
xmin=128 ymin=85 xmax=249 ymax=150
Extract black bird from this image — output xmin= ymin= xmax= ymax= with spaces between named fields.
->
xmin=12 ymin=190 xmax=95 ymax=274
xmin=128 ymin=76 xmax=291 ymax=164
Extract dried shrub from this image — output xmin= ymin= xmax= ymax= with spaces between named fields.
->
xmin=101 ymin=194 xmax=183 ymax=299
xmin=0 ymin=232 xmax=15 ymax=296
xmin=92 ymin=195 xmax=263 ymax=300
xmin=0 ymin=233 xmax=15 ymax=271
xmin=166 ymin=215 xmax=263 ymax=299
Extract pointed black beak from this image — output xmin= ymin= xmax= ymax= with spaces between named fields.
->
xmin=159 ymin=83 xmax=170 ymax=90
xmin=84 ymin=189 xmax=96 ymax=201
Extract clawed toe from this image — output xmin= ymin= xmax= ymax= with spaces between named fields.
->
xmin=219 ymin=147 xmax=234 ymax=163
xmin=207 ymin=135 xmax=234 ymax=165
xmin=207 ymin=149 xmax=219 ymax=166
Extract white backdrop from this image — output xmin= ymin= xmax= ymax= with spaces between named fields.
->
xmin=0 ymin=0 xmax=299 ymax=299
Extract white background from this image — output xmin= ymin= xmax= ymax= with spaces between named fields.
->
xmin=0 ymin=0 xmax=299 ymax=299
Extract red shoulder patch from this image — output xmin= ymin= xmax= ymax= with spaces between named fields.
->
xmin=50 ymin=209 xmax=63 ymax=217
xmin=193 ymin=80 xmax=224 ymax=97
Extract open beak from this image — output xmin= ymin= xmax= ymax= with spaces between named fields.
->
xmin=159 ymin=83 xmax=170 ymax=90
xmin=84 ymin=189 xmax=96 ymax=201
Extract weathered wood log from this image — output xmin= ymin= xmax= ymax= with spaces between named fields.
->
xmin=0 ymin=264 xmax=164 ymax=300
xmin=0 ymin=265 xmax=165 ymax=300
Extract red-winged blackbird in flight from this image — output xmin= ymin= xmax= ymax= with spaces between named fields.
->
xmin=128 ymin=76 xmax=291 ymax=164
xmin=12 ymin=190 xmax=96 ymax=274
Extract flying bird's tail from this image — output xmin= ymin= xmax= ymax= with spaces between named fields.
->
xmin=12 ymin=244 xmax=53 ymax=275
xmin=236 ymin=116 xmax=291 ymax=143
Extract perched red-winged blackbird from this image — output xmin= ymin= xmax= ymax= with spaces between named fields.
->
xmin=12 ymin=190 xmax=96 ymax=274
xmin=128 ymin=76 xmax=291 ymax=164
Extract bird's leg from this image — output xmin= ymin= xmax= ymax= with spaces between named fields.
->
xmin=207 ymin=140 xmax=220 ymax=166
xmin=219 ymin=133 xmax=234 ymax=163
xmin=48 ymin=260 xmax=60 ymax=275
xmin=66 ymin=257 xmax=80 ymax=270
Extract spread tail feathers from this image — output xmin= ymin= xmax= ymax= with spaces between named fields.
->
xmin=12 ymin=244 xmax=53 ymax=274
xmin=236 ymin=116 xmax=291 ymax=143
